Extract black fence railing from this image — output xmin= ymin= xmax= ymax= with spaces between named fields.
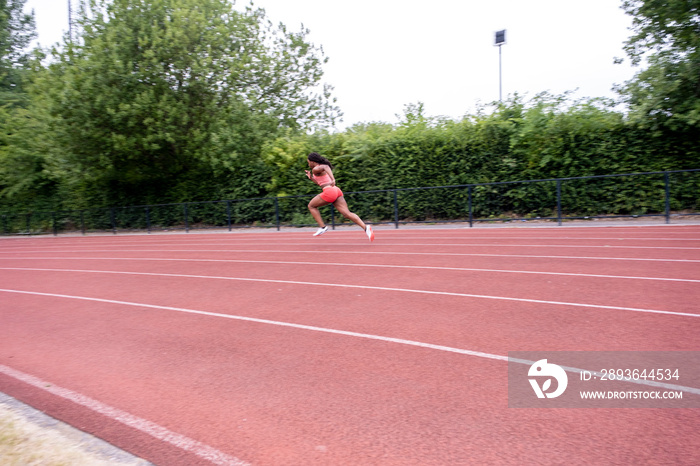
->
xmin=2 ymin=169 xmax=699 ymax=236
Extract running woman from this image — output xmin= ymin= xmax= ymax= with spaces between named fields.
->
xmin=305 ymin=152 xmax=374 ymax=241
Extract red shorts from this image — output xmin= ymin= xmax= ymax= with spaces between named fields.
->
xmin=320 ymin=186 xmax=343 ymax=203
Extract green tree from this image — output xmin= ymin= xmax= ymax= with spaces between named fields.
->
xmin=619 ymin=0 xmax=700 ymax=129
xmin=0 ymin=103 xmax=57 ymax=211
xmin=0 ymin=0 xmax=36 ymax=107
xmin=33 ymin=0 xmax=339 ymax=207
xmin=0 ymin=0 xmax=43 ymax=211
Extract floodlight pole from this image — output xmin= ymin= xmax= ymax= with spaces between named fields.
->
xmin=498 ymin=44 xmax=502 ymax=101
xmin=68 ymin=0 xmax=72 ymax=42
xmin=494 ymin=30 xmax=506 ymax=102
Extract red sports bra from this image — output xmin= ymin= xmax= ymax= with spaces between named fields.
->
xmin=314 ymin=172 xmax=332 ymax=186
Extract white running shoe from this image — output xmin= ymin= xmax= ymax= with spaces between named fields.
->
xmin=365 ymin=224 xmax=374 ymax=242
xmin=313 ymin=226 xmax=328 ymax=236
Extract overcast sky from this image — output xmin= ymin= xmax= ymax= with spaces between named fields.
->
xmin=24 ymin=0 xmax=639 ymax=130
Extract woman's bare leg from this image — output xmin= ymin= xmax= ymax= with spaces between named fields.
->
xmin=332 ymin=196 xmax=367 ymax=231
xmin=308 ymin=195 xmax=330 ymax=227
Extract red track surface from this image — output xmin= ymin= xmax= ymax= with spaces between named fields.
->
xmin=1 ymin=225 xmax=699 ymax=465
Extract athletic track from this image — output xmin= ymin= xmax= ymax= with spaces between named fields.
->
xmin=1 ymin=225 xmax=699 ymax=465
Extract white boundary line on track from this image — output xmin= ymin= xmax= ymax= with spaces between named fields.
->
xmin=2 ymin=289 xmax=699 ymax=397
xmin=1 ymin=249 xmax=699 ymax=263
xmin=0 ymin=364 xmax=248 ymax=466
xmin=1 ymin=268 xmax=698 ymax=318
xmin=2 ymin=234 xmax=700 ymax=244
xmin=0 ymin=225 xmax=697 ymax=244
xmin=3 ymin=242 xmax=700 ymax=250
xmin=1 ymin=258 xmax=698 ymax=283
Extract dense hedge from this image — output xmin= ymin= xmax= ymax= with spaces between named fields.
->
xmin=258 ymin=97 xmax=699 ymax=224
xmin=2 ymin=169 xmax=697 ymax=235
xmin=2 ymin=95 xmax=699 ymax=230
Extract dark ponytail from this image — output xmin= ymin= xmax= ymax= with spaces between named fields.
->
xmin=308 ymin=152 xmax=333 ymax=168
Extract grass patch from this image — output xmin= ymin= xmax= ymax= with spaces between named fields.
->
xmin=0 ymin=403 xmax=147 ymax=465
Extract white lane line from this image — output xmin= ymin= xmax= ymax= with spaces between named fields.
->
xmin=2 ymin=258 xmax=699 ymax=283
xmin=1 ymin=269 xmax=698 ymax=319
xmin=0 ymin=364 xmax=248 ymax=466
xmin=1 ymin=249 xmax=699 ymax=263
xmin=3 ymin=232 xmax=700 ymax=242
xmin=5 ymin=238 xmax=700 ymax=253
xmin=3 ymin=242 xmax=700 ymax=250
xmin=2 ymin=290 xmax=699 ymax=396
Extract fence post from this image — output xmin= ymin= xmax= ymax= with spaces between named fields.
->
xmin=26 ymin=213 xmax=31 ymax=235
xmin=80 ymin=211 xmax=86 ymax=235
xmin=110 ymin=208 xmax=117 ymax=234
xmin=556 ymin=180 xmax=562 ymax=226
xmin=664 ymin=171 xmax=671 ymax=224
xmin=52 ymin=212 xmax=57 ymax=236
xmin=330 ymin=204 xmax=336 ymax=229
xmin=274 ymin=198 xmax=280 ymax=231
xmin=468 ymin=185 xmax=473 ymax=228
xmin=146 ymin=206 xmax=151 ymax=234
xmin=226 ymin=200 xmax=232 ymax=231
xmin=183 ymin=203 xmax=189 ymax=232
xmin=393 ymin=190 xmax=399 ymax=229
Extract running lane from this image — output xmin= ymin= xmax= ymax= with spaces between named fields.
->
xmin=1 ymin=226 xmax=699 ymax=465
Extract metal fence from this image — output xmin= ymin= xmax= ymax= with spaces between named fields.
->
xmin=2 ymin=169 xmax=699 ymax=236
